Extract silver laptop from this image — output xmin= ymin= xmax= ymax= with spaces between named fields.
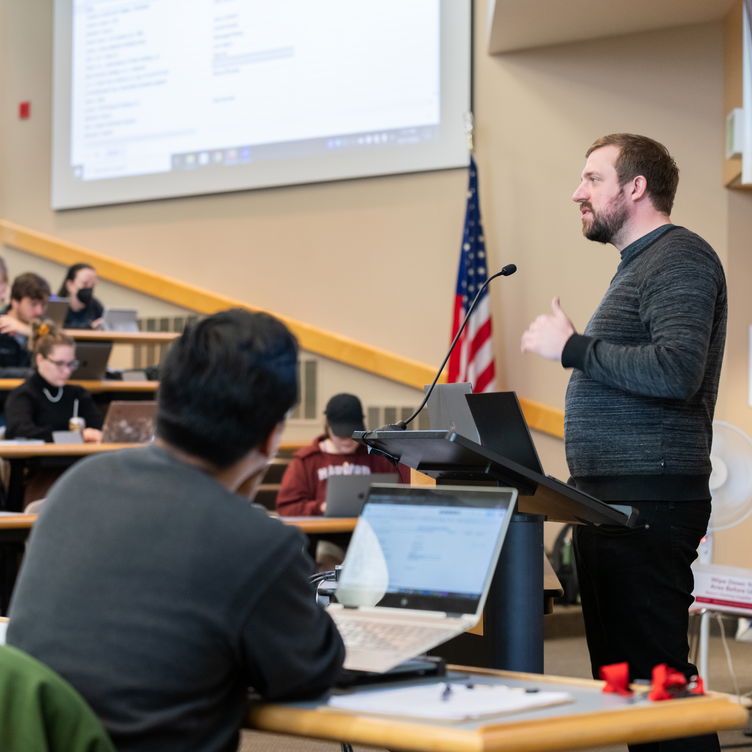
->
xmin=101 ymin=401 xmax=157 ymax=443
xmin=324 ymin=473 xmax=399 ymax=517
xmin=102 ymin=308 xmax=139 ymax=332
xmin=425 ymin=382 xmax=480 ymax=443
xmin=328 ymin=483 xmax=517 ymax=673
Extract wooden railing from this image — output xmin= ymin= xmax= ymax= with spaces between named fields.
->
xmin=0 ymin=219 xmax=564 ymax=438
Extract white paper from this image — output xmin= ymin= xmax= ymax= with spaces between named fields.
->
xmin=328 ymin=682 xmax=573 ymax=721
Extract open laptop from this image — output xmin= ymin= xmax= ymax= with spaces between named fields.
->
xmin=324 ymin=473 xmax=399 ymax=517
xmin=424 ymin=382 xmax=480 ymax=442
xmin=101 ymin=401 xmax=157 ymax=443
xmin=102 ymin=308 xmax=139 ymax=332
xmin=465 ymin=391 xmax=544 ymax=473
xmin=328 ymin=483 xmax=517 ymax=673
xmin=45 ymin=299 xmax=69 ymax=328
xmin=72 ymin=341 xmax=113 ymax=380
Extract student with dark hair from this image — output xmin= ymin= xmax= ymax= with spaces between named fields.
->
xmin=0 ymin=272 xmax=50 ymax=376
xmin=277 ymin=392 xmax=399 ymax=517
xmin=58 ymin=263 xmax=104 ymax=329
xmin=8 ymin=309 xmax=344 ymax=752
xmin=5 ymin=321 xmax=102 ymax=442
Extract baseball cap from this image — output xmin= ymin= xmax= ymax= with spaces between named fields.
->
xmin=324 ymin=393 xmax=365 ymax=438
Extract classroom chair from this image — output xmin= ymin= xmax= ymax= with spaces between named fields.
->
xmin=0 ymin=644 xmax=115 ymax=752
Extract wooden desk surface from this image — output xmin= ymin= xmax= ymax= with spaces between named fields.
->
xmin=247 ymin=667 xmax=748 ymax=752
xmin=0 ymin=441 xmax=304 ymax=460
xmin=0 ymin=443 xmax=140 ymax=459
xmin=0 ymin=379 xmax=158 ymax=393
xmin=273 ymin=516 xmax=357 ymax=534
xmin=0 ymin=514 xmax=36 ymax=530
xmin=0 ymin=512 xmax=355 ymax=535
xmin=64 ymin=330 xmax=179 ymax=345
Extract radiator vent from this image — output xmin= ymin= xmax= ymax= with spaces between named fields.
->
xmin=133 ymin=315 xmax=193 ymax=369
xmin=135 ymin=318 xmax=422 ymax=429
xmin=366 ymin=405 xmax=430 ymax=431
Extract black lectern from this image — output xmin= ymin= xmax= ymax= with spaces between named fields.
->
xmin=353 ymin=428 xmax=638 ymax=673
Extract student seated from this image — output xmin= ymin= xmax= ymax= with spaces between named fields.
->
xmin=0 ymin=272 xmax=50 ymax=377
xmin=58 ymin=263 xmax=104 ymax=330
xmin=276 ymin=393 xmax=404 ymax=569
xmin=4 ymin=322 xmax=103 ymax=442
xmin=7 ymin=309 xmax=344 ymax=751
xmin=276 ymin=392 xmax=401 ymax=516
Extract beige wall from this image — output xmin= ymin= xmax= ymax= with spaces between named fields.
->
xmin=478 ymin=20 xmax=729 ymax=406
xmin=2 ymin=2 xmax=752 ymax=563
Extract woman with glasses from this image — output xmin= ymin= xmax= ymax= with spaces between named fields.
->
xmin=5 ymin=322 xmax=103 ymax=442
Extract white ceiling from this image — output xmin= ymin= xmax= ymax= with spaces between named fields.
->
xmin=487 ymin=0 xmax=738 ymax=53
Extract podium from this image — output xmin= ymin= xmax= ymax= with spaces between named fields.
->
xmin=354 ymin=428 xmax=638 ymax=673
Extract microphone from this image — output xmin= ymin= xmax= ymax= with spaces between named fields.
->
xmin=374 ymin=263 xmax=517 ymax=432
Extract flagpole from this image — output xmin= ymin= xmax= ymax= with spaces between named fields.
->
xmin=464 ymin=111 xmax=474 ymax=154
xmin=448 ymin=114 xmax=497 ymax=392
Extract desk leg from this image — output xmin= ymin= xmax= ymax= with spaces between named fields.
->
xmin=0 ymin=542 xmax=24 ymax=615
xmin=4 ymin=459 xmax=26 ymax=513
xmin=699 ymin=610 xmax=710 ymax=688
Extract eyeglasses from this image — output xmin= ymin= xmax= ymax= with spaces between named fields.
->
xmin=45 ymin=356 xmax=80 ymax=370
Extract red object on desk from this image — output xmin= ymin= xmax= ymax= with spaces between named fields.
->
xmin=599 ymin=662 xmax=633 ymax=696
xmin=648 ymin=664 xmax=705 ymax=701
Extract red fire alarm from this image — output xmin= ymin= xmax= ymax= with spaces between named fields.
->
xmin=19 ymin=101 xmax=31 ymax=119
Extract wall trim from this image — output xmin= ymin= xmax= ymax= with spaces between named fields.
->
xmin=0 ymin=219 xmax=564 ymax=438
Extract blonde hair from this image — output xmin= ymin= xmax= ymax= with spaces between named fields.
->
xmin=30 ymin=321 xmax=74 ymax=359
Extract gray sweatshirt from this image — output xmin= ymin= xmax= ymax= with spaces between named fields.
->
xmin=8 ymin=445 xmax=344 ymax=752
xmin=562 ymin=225 xmax=727 ymax=502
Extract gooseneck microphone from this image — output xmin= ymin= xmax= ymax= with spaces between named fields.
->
xmin=375 ymin=263 xmax=517 ymax=432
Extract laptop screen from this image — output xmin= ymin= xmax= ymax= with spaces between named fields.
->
xmin=465 ymin=392 xmax=544 ymax=474
xmin=337 ymin=484 xmax=515 ymax=615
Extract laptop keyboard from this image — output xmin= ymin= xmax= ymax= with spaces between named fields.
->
xmin=336 ymin=618 xmax=459 ymax=652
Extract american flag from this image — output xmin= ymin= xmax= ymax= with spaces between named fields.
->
xmin=447 ymin=156 xmax=496 ymax=393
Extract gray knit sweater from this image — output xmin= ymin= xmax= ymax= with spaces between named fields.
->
xmin=562 ymin=225 xmax=727 ymax=502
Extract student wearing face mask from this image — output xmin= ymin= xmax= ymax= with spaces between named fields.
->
xmin=58 ymin=263 xmax=104 ymax=330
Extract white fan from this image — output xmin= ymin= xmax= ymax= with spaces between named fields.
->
xmin=696 ymin=422 xmax=752 ymax=674
xmin=708 ymin=421 xmax=752 ymax=533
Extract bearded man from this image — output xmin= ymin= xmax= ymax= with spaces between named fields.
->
xmin=522 ymin=134 xmax=727 ymax=752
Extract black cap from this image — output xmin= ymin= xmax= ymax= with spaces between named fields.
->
xmin=324 ymin=393 xmax=365 ymax=438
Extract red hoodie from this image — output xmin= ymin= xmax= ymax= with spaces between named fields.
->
xmin=276 ymin=435 xmax=406 ymax=516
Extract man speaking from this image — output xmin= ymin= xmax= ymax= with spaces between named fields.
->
xmin=522 ymin=134 xmax=726 ymax=752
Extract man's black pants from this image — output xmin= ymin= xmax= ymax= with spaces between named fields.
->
xmin=573 ymin=500 xmax=720 ymax=752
